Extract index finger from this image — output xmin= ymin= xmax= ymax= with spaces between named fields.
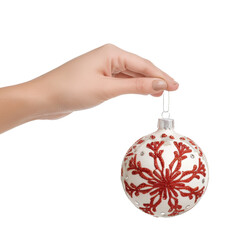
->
xmin=117 ymin=49 xmax=179 ymax=91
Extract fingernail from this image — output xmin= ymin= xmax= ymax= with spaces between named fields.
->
xmin=152 ymin=79 xmax=167 ymax=91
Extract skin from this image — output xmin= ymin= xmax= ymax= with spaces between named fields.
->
xmin=0 ymin=44 xmax=178 ymax=134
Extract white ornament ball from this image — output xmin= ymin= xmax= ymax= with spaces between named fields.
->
xmin=121 ymin=119 xmax=209 ymax=217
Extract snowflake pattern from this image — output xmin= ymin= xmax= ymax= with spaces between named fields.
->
xmin=123 ymin=136 xmax=206 ymax=216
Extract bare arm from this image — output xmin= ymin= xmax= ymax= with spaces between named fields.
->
xmin=0 ymin=82 xmax=47 ymax=133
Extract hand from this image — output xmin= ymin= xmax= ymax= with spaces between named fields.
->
xmin=33 ymin=44 xmax=178 ymax=119
xmin=0 ymin=44 xmax=178 ymax=133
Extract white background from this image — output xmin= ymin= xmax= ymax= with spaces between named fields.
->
xmin=0 ymin=0 xmax=239 ymax=239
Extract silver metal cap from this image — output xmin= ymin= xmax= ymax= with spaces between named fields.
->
xmin=157 ymin=118 xmax=174 ymax=130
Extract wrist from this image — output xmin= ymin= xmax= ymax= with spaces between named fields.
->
xmin=5 ymin=81 xmax=51 ymax=121
xmin=25 ymin=75 xmax=71 ymax=120
xmin=17 ymin=79 xmax=54 ymax=120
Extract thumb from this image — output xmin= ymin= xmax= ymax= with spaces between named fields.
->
xmin=108 ymin=77 xmax=168 ymax=97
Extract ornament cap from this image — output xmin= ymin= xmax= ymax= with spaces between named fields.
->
xmin=158 ymin=118 xmax=174 ymax=130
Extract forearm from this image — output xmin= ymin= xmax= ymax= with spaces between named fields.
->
xmin=0 ymin=81 xmax=48 ymax=134
xmin=0 ymin=62 xmax=81 ymax=134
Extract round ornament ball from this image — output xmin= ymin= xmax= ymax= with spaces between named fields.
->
xmin=121 ymin=118 xmax=209 ymax=217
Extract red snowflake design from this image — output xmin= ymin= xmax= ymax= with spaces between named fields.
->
xmin=124 ymin=140 xmax=206 ymax=216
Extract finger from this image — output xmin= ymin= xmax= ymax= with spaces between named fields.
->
xmin=107 ymin=77 xmax=169 ymax=97
xmin=113 ymin=72 xmax=132 ymax=78
xmin=113 ymin=70 xmax=144 ymax=78
xmin=118 ymin=50 xmax=179 ymax=91
xmin=151 ymin=91 xmax=164 ymax=97
xmin=121 ymin=70 xmax=144 ymax=78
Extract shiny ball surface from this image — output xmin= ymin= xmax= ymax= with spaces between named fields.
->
xmin=121 ymin=128 xmax=209 ymax=217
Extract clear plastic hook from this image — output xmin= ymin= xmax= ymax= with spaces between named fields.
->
xmin=161 ymin=91 xmax=170 ymax=119
xmin=161 ymin=111 xmax=170 ymax=119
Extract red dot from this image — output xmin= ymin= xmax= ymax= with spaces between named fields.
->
xmin=150 ymin=135 xmax=156 ymax=139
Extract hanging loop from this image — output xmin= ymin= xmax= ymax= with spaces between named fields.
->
xmin=161 ymin=91 xmax=170 ymax=119
xmin=161 ymin=111 xmax=170 ymax=119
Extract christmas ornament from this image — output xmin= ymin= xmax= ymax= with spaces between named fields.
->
xmin=121 ymin=92 xmax=209 ymax=217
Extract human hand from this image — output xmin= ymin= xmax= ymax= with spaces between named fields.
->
xmin=31 ymin=44 xmax=178 ymax=119
xmin=0 ymin=44 xmax=179 ymax=133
